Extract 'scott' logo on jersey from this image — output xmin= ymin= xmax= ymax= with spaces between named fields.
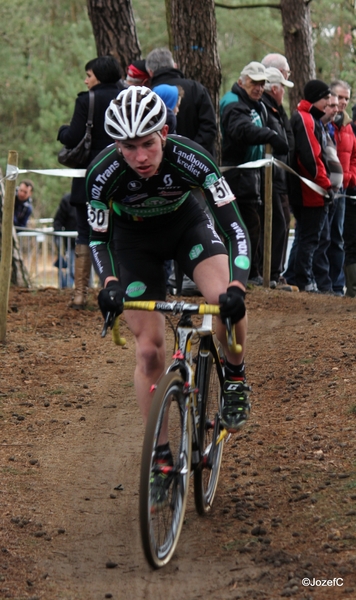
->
xmin=163 ymin=174 xmax=173 ymax=187
xmin=128 ymin=181 xmax=142 ymax=191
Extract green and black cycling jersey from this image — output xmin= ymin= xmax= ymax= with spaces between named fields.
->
xmin=86 ymin=135 xmax=251 ymax=287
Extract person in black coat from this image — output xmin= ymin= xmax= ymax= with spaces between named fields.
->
xmin=57 ymin=55 xmax=123 ymax=308
xmin=146 ymin=47 xmax=217 ymax=156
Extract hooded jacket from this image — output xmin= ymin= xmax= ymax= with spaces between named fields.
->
xmin=289 ymin=99 xmax=331 ymax=208
xmin=330 ymin=111 xmax=356 ymax=189
xmin=150 ymin=67 xmax=217 ymax=155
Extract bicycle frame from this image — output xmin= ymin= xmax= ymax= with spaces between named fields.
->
xmin=163 ymin=311 xmax=223 ymax=470
xmin=107 ymin=300 xmax=235 ymax=467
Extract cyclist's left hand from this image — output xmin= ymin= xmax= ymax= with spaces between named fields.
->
xmin=98 ymin=280 xmax=124 ymax=319
xmin=219 ymin=285 xmax=246 ymax=324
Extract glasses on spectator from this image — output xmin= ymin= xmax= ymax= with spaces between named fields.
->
xmin=338 ymin=95 xmax=350 ymax=102
xmin=281 ymin=69 xmax=291 ymax=79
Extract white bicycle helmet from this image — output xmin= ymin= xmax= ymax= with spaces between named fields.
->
xmin=104 ymin=86 xmax=167 ymax=140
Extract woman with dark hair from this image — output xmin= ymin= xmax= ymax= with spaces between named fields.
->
xmin=57 ymin=56 xmax=123 ymax=309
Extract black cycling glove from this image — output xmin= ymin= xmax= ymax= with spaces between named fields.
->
xmin=219 ymin=285 xmax=246 ymax=325
xmin=98 ymin=280 xmax=124 ymax=319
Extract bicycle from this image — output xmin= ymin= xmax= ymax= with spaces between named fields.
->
xmin=102 ymin=299 xmax=241 ymax=569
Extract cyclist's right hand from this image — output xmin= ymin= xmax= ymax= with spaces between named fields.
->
xmin=98 ymin=280 xmax=124 ymax=319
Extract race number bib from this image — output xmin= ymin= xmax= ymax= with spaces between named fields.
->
xmin=208 ymin=176 xmax=235 ymax=207
xmin=87 ymin=205 xmax=109 ymax=232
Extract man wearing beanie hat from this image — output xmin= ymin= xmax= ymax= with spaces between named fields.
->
xmin=286 ymin=79 xmax=334 ymax=293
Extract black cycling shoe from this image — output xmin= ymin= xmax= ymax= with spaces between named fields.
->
xmin=221 ymin=380 xmax=251 ymax=432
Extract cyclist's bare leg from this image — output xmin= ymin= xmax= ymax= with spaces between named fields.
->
xmin=192 ymin=254 xmax=247 ymax=365
xmin=125 ymin=310 xmax=166 ymax=425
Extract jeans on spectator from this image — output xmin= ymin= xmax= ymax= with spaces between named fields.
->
xmin=294 ymin=205 xmax=329 ymax=291
xmin=313 ymin=210 xmax=332 ymax=292
xmin=327 ymin=193 xmax=345 ymax=293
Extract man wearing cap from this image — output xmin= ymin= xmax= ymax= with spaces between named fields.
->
xmin=220 ymin=61 xmax=289 ymax=284
xmin=262 ymin=67 xmax=294 ymax=287
xmin=287 ymin=79 xmax=334 ymax=292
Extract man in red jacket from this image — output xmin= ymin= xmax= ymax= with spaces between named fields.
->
xmin=288 ymin=80 xmax=333 ymax=292
xmin=329 ymin=80 xmax=356 ymax=296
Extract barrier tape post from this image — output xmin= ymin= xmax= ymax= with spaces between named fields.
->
xmin=263 ymin=144 xmax=273 ymax=289
xmin=0 ymin=151 xmax=18 ymax=343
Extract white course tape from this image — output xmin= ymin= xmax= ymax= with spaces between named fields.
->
xmin=2 ymin=165 xmax=86 ymax=183
xmin=221 ymin=156 xmax=329 ymax=198
xmin=3 ymin=157 xmax=354 ymax=200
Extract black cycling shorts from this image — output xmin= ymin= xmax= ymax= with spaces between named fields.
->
xmin=113 ymin=194 xmax=227 ymax=300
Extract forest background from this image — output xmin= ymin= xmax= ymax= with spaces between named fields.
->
xmin=0 ymin=0 xmax=355 ymax=219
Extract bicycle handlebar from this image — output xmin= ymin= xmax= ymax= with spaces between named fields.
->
xmin=102 ymin=300 xmax=242 ymax=354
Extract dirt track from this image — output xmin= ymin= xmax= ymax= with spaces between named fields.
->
xmin=1 ymin=287 xmax=356 ymax=599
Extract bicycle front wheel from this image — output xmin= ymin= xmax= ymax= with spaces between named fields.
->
xmin=139 ymin=372 xmax=192 ymax=568
xmin=194 ymin=339 xmax=224 ymax=515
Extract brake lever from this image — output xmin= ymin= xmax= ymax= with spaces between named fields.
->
xmin=101 ymin=311 xmax=114 ymax=338
xmin=225 ymin=317 xmax=242 ymax=354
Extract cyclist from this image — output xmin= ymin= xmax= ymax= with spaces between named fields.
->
xmin=86 ymin=86 xmax=251 ymax=507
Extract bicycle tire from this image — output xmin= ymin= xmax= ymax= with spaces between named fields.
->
xmin=139 ymin=372 xmax=192 ymax=568
xmin=194 ymin=337 xmax=224 ymax=515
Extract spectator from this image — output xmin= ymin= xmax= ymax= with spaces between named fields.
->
xmin=53 ymin=192 xmax=77 ymax=288
xmin=152 ymin=83 xmax=183 ymax=133
xmin=261 ymin=53 xmax=292 ymax=81
xmin=146 ymin=47 xmax=217 ymax=155
xmin=220 ymin=61 xmax=289 ymax=284
xmin=328 ymin=80 xmax=356 ymax=296
xmin=351 ymin=103 xmax=356 ymax=136
xmin=57 ymin=55 xmax=122 ymax=309
xmin=14 ymin=180 xmax=34 ymax=228
xmin=262 ymin=67 xmax=294 ymax=286
xmin=261 ymin=53 xmax=295 ymax=279
xmin=312 ymin=93 xmax=344 ymax=294
xmin=120 ymin=59 xmax=150 ymax=88
xmin=287 ymin=79 xmax=333 ymax=292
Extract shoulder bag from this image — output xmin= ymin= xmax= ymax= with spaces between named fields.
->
xmin=58 ymin=91 xmax=95 ymax=168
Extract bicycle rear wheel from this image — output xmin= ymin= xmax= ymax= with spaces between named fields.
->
xmin=139 ymin=372 xmax=192 ymax=568
xmin=194 ymin=338 xmax=224 ymax=515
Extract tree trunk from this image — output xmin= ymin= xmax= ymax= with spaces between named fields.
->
xmin=86 ymin=0 xmax=141 ymax=76
xmin=166 ymin=0 xmax=221 ymax=119
xmin=280 ymin=0 xmax=316 ymax=112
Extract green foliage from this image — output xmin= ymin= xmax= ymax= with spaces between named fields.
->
xmin=312 ymin=0 xmax=356 ymax=92
xmin=1 ymin=0 xmax=355 ymax=219
xmin=0 ymin=0 xmax=95 ymax=218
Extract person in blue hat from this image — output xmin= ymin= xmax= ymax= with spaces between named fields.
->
xmin=152 ymin=83 xmax=183 ymax=134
